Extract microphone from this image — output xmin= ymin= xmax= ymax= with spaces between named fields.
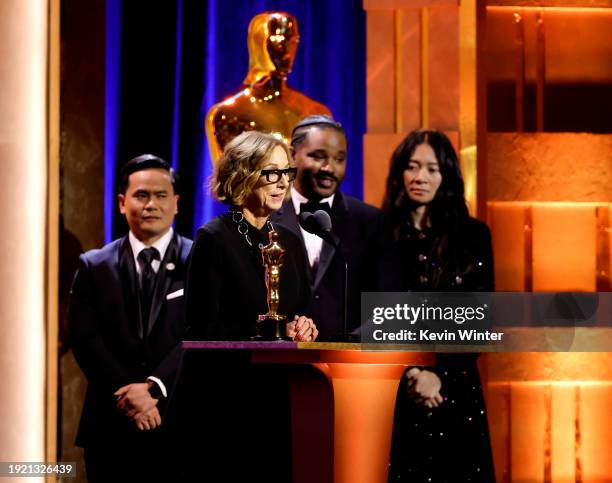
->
xmin=299 ymin=210 xmax=340 ymax=248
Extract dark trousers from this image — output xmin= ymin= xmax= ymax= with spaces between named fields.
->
xmin=83 ymin=427 xmax=179 ymax=483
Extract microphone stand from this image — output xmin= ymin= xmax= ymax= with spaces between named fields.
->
xmin=320 ymin=233 xmax=349 ymax=342
xmin=300 ymin=211 xmax=351 ymax=341
xmin=342 ymin=253 xmax=348 ymax=341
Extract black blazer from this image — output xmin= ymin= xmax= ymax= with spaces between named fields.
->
xmin=270 ymin=192 xmax=396 ymax=340
xmin=185 ymin=214 xmax=310 ymax=340
xmin=68 ymin=233 xmax=192 ymax=447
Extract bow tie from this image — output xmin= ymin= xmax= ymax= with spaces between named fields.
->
xmin=300 ymin=201 xmax=332 ymax=216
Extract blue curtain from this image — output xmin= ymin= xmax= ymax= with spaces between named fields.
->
xmin=105 ymin=0 xmax=365 ymax=240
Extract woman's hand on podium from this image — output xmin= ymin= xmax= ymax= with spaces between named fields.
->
xmin=287 ymin=315 xmax=319 ymax=342
xmin=405 ymin=368 xmax=443 ymax=408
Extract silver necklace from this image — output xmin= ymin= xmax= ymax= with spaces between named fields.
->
xmin=230 ymin=211 xmax=273 ymax=247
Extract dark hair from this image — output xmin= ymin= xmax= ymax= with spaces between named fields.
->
xmin=383 ymin=129 xmax=469 ymax=287
xmin=383 ymin=129 xmax=468 ymax=229
xmin=291 ymin=115 xmax=345 ymax=148
xmin=118 ymin=154 xmax=179 ymax=195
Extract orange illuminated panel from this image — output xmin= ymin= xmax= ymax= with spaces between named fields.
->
xmin=511 ymin=384 xmax=547 ymax=480
xmin=329 ymin=363 xmax=406 ymax=483
xmin=366 ymin=9 xmax=395 ymax=133
xmin=580 ymin=384 xmax=612 ymax=480
xmin=487 ymin=383 xmax=511 ymax=482
xmin=428 ymin=6 xmax=459 ymax=131
xmin=487 ymin=4 xmax=612 ymax=84
xmin=532 ymin=203 xmax=597 ymax=292
xmin=363 ymin=133 xmax=405 ymax=207
xmin=551 ymin=385 xmax=576 ymax=482
xmin=489 ymin=202 xmax=527 ymax=291
xmin=609 ymin=205 xmax=612 ymax=283
xmin=487 ymin=355 xmax=612 ymax=482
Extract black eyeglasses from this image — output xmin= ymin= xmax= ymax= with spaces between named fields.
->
xmin=260 ymin=167 xmax=298 ymax=183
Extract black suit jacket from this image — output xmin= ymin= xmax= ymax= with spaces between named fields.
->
xmin=185 ymin=214 xmax=310 ymax=340
xmin=68 ymin=233 xmax=192 ymax=447
xmin=270 ymin=192 xmax=396 ymax=340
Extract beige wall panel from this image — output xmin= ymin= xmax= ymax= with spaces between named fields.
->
xmin=488 ymin=202 xmax=526 ymax=291
xmin=367 ymin=10 xmax=396 ymax=133
xmin=532 ymin=204 xmax=597 ymax=292
xmin=580 ymin=384 xmax=612 ymax=482
xmin=398 ymin=9 xmax=422 ymax=132
xmin=510 ymin=383 xmax=547 ymax=481
xmin=0 ymin=0 xmax=48 ymax=463
xmin=428 ymin=6 xmax=460 ymax=131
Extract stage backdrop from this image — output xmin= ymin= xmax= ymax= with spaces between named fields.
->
xmin=104 ymin=0 xmax=366 ymax=240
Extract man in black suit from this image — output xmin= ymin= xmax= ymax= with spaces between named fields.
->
xmin=270 ymin=115 xmax=394 ymax=340
xmin=69 ymin=155 xmax=192 ymax=482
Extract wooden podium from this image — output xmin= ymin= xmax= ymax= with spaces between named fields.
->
xmin=183 ymin=341 xmax=433 ymax=483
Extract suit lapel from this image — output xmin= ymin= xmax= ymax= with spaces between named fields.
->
xmin=118 ymin=236 xmax=143 ymax=339
xmin=314 ymin=241 xmax=334 ymax=289
xmin=146 ymin=234 xmax=182 ymax=338
xmin=313 ymin=193 xmax=347 ymax=290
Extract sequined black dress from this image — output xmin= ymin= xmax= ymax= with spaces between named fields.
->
xmin=388 ymin=217 xmax=496 ymax=483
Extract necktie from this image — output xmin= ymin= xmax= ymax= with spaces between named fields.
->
xmin=138 ymin=247 xmax=160 ymax=334
xmin=300 ymin=201 xmax=332 ymax=216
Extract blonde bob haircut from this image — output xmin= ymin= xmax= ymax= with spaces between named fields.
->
xmin=211 ymin=130 xmax=291 ymax=206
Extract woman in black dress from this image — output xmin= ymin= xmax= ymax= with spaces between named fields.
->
xmin=383 ymin=129 xmax=495 ymax=482
xmin=182 ymin=131 xmax=318 ymax=482
xmin=186 ymin=130 xmax=317 ymax=341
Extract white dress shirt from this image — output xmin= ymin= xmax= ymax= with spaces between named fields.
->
xmin=127 ymin=227 xmax=174 ymax=398
xmin=290 ymin=186 xmax=335 ymax=269
xmin=129 ymin=227 xmax=174 ymax=275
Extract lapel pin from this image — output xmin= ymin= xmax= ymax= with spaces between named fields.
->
xmin=166 ymin=262 xmax=175 ymax=271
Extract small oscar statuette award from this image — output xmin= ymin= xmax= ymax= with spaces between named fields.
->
xmin=254 ymin=230 xmax=289 ymax=340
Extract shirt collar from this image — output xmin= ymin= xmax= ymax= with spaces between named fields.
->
xmin=129 ymin=227 xmax=173 ymax=261
xmin=290 ymin=185 xmax=335 ymax=215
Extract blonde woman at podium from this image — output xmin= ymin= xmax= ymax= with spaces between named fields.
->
xmin=383 ymin=129 xmax=495 ymax=482
xmin=185 ymin=130 xmax=317 ymax=342
xmin=181 ymin=131 xmax=318 ymax=482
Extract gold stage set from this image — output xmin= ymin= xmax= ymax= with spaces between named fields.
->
xmin=1 ymin=0 xmax=611 ymax=482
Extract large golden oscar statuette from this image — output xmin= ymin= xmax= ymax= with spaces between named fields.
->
xmin=205 ymin=11 xmax=331 ymax=162
xmin=254 ymin=230 xmax=289 ymax=340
